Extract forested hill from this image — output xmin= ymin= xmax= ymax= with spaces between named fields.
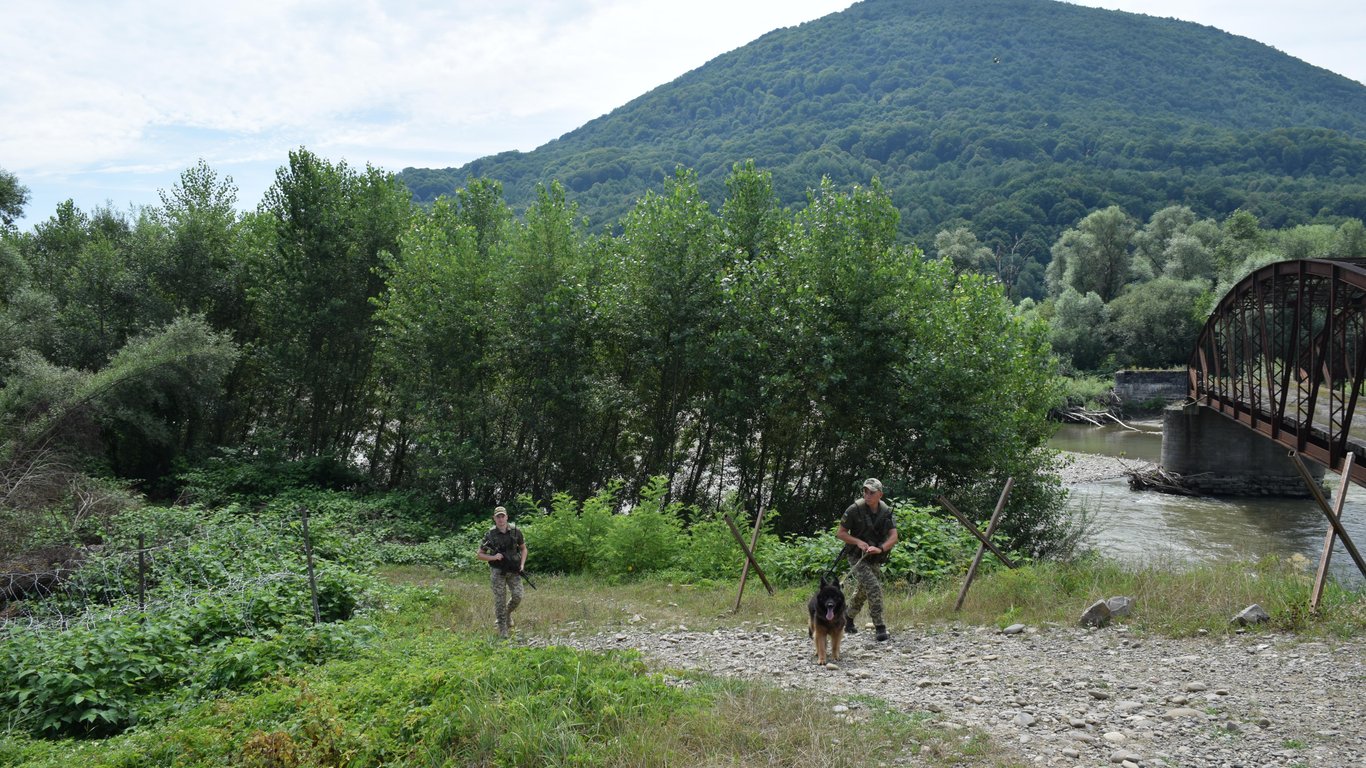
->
xmin=399 ymin=0 xmax=1366 ymax=293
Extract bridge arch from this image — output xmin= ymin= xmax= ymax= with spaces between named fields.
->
xmin=1188 ymin=258 xmax=1366 ymax=488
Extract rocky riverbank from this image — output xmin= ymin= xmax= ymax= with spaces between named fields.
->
xmin=530 ymin=621 xmax=1364 ymax=767
xmin=1055 ymin=450 xmax=1158 ymax=485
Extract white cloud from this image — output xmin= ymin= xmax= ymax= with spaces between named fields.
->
xmin=2 ymin=0 xmax=1361 ymax=226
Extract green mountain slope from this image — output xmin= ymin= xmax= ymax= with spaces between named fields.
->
xmin=400 ymin=0 xmax=1366 ymax=288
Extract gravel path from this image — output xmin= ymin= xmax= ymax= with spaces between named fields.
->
xmin=526 ymin=448 xmax=1362 ymax=766
xmin=532 ymin=622 xmax=1365 ymax=767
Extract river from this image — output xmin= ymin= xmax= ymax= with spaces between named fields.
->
xmin=1051 ymin=423 xmax=1366 ymax=586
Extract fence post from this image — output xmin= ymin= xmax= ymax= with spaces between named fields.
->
xmin=300 ymin=506 xmax=322 ymax=624
xmin=138 ymin=533 xmax=146 ymax=612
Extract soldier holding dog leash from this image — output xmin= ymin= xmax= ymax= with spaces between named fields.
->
xmin=476 ymin=506 xmax=528 ymax=638
xmin=836 ymin=478 xmax=898 ymax=642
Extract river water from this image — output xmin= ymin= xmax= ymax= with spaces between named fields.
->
xmin=1051 ymin=423 xmax=1366 ymax=586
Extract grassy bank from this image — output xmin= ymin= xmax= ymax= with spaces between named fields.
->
xmin=393 ymin=554 xmax=1365 ymax=639
xmin=0 ymin=584 xmax=1009 ymax=768
xmin=4 ymin=557 xmax=1359 ymax=768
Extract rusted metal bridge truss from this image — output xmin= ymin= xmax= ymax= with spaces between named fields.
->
xmin=1189 ymin=258 xmax=1366 ymax=588
xmin=1189 ymin=258 xmax=1366 ymax=488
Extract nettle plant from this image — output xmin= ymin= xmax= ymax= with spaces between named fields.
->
xmin=0 ymin=504 xmax=376 ymax=738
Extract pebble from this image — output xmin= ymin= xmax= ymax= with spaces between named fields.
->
xmin=528 ymin=622 xmax=1366 ymax=767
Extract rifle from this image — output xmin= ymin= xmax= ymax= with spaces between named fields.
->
xmin=493 ymin=545 xmax=536 ymax=589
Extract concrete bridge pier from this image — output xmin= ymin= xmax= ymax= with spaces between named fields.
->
xmin=1161 ymin=403 xmax=1324 ymax=497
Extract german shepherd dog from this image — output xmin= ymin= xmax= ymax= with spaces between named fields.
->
xmin=807 ymin=574 xmax=847 ymax=664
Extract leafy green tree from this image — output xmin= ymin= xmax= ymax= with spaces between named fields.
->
xmin=721 ymin=160 xmax=786 ymax=260
xmin=0 ymin=315 xmax=238 ymax=506
xmin=1049 ymin=288 xmax=1110 ymax=372
xmin=245 ymin=149 xmax=410 ymax=459
xmin=16 ymin=203 xmax=156 ymax=371
xmin=1131 ymin=205 xmax=1196 ymax=279
xmin=0 ymin=168 xmax=28 ymax=232
xmin=606 ymin=168 xmax=728 ymax=493
xmin=488 ymin=182 xmax=614 ymax=500
xmin=373 ymin=196 xmax=489 ymax=498
xmin=1107 ymin=277 xmax=1207 ymax=367
xmin=933 ymin=226 xmax=992 ymax=274
xmin=454 ymin=177 xmax=513 ymax=260
xmin=1333 ymin=219 xmax=1366 ymax=257
xmin=1271 ymin=224 xmax=1337 ymax=261
xmin=150 ymin=161 xmax=247 ymax=331
xmin=1214 ymin=209 xmax=1266 ymax=270
xmin=1045 ymin=206 xmax=1136 ymax=301
xmin=1161 ymin=232 xmax=1218 ymax=281
xmin=711 ymin=161 xmax=799 ymax=509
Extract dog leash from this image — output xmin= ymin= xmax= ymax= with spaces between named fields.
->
xmin=823 ymin=546 xmax=871 ymax=579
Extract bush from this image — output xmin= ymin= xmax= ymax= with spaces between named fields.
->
xmin=175 ymin=450 xmax=368 ymax=507
xmin=600 ymin=477 xmax=685 ymax=578
xmin=0 ymin=503 xmax=380 ymax=739
xmin=0 ymin=614 xmax=187 ymax=736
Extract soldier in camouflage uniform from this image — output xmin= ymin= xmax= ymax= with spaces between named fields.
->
xmin=477 ymin=506 xmax=528 ymax=638
xmin=836 ymin=478 xmax=899 ymax=642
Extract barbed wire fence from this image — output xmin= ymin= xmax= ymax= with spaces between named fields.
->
xmin=0 ymin=506 xmax=324 ymax=636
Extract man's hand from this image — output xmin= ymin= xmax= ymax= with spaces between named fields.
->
xmin=492 ymin=552 xmax=504 ymax=561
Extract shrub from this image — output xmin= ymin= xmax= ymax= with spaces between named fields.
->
xmin=600 ymin=476 xmax=685 ymax=577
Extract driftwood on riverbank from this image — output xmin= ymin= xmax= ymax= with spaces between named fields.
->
xmin=1053 ymin=405 xmax=1146 ymax=431
xmin=1125 ymin=465 xmax=1204 ymax=496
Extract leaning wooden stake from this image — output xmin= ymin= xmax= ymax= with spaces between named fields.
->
xmin=937 ymin=494 xmax=1017 ymax=569
xmin=1311 ymin=453 xmax=1355 ymax=610
xmin=1288 ymin=451 xmax=1366 ymax=580
xmin=953 ymin=478 xmax=1014 ymax=611
xmin=724 ymin=509 xmax=775 ymax=613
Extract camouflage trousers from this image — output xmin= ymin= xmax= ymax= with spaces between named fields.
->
xmin=490 ymin=568 xmax=524 ymax=636
xmin=845 ymin=557 xmax=885 ymax=626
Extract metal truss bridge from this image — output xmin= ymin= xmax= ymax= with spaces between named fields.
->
xmin=1189 ymin=258 xmax=1366 ymax=488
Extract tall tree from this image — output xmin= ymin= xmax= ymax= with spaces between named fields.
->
xmin=1045 ymin=206 xmax=1136 ymax=302
xmin=489 ymin=183 xmax=614 ymax=500
xmin=607 ymin=168 xmax=728 ymax=494
xmin=245 ymin=149 xmax=409 ymax=459
xmin=151 ymin=161 xmax=246 ymax=332
xmin=934 ymin=227 xmax=992 ymax=275
xmin=373 ymin=195 xmax=490 ymax=498
xmin=0 ymin=168 xmax=28 ymax=232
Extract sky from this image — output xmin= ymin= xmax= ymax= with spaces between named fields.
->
xmin=2 ymin=0 xmax=1362 ymax=231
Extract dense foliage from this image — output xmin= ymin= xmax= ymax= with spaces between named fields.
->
xmin=400 ymin=0 xmax=1366 ymax=300
xmin=371 ymin=167 xmax=1063 ymax=538
xmin=2 ymin=154 xmax=1062 ymax=548
xmin=0 ymin=501 xmax=378 ymax=737
xmin=0 ymin=474 xmax=997 ymax=747
xmin=1027 ymin=206 xmax=1366 ymax=372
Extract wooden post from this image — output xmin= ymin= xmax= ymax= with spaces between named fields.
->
xmin=954 ymin=478 xmax=1014 ymax=611
xmin=937 ymin=494 xmax=1017 ymax=569
xmin=1289 ymin=451 xmax=1366 ymax=579
xmin=1311 ymin=453 xmax=1354 ymax=610
xmin=724 ymin=510 xmax=775 ymax=613
xmin=300 ymin=506 xmax=322 ymax=624
xmin=733 ymin=505 xmax=768 ymax=611
xmin=137 ymin=533 xmax=146 ymax=612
